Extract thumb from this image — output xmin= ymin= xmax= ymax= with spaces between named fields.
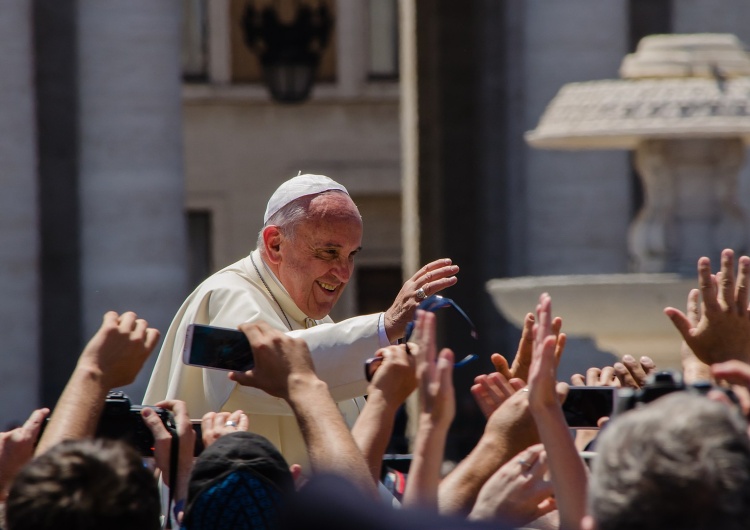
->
xmin=664 ymin=308 xmax=693 ymax=340
xmin=555 ymin=382 xmax=569 ymax=404
xmin=141 ymin=408 xmax=170 ymax=441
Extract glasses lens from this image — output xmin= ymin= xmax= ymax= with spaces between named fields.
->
xmin=403 ymin=295 xmax=478 ymax=368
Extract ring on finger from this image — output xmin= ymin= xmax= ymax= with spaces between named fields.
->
xmin=225 ymin=420 xmax=238 ymax=428
xmin=416 ymin=287 xmax=427 ymax=301
xmin=518 ymin=458 xmax=533 ymax=469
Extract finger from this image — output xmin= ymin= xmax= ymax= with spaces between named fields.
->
xmin=491 ymin=353 xmax=513 ymax=380
xmin=133 ymin=318 xmax=148 ymax=340
xmin=141 ymin=407 xmax=170 ymax=440
xmin=421 ymin=276 xmax=459 ymax=297
xmin=664 ymin=307 xmax=696 ymax=343
xmin=214 ymin=411 xmax=231 ymax=429
xmin=414 ymin=258 xmax=453 ymax=279
xmin=571 ymin=373 xmax=585 ymax=386
xmin=621 ymin=355 xmax=648 ymax=386
xmin=614 ymin=362 xmax=637 ymax=388
xmin=144 ymin=328 xmax=161 ymax=353
xmin=487 ymin=372 xmax=515 ymax=397
xmin=201 ymin=411 xmax=216 ymax=436
xmin=118 ymin=311 xmax=138 ymax=332
xmin=553 ymin=333 xmax=566 ymax=366
xmin=226 ymin=410 xmax=244 ymax=429
xmin=517 ymin=313 xmax=535 ymax=359
xmin=555 ymin=382 xmax=570 ymax=403
xmin=586 ymin=367 xmax=601 ymax=386
xmin=22 ymin=408 xmax=50 ymax=435
xmin=712 ymin=360 xmax=750 ymax=388
xmin=551 ymin=317 xmax=562 ymax=337
xmin=228 ymin=370 xmax=256 ymax=387
xmin=719 ymin=249 xmax=736 ymax=311
xmin=102 ymin=311 xmax=119 ymax=328
xmin=237 ymin=412 xmax=249 ymax=431
xmin=686 ymin=289 xmax=700 ymax=327
xmin=471 ymin=384 xmax=494 ymax=418
xmin=640 ymin=356 xmax=656 ymax=375
xmin=737 ymin=256 xmax=750 ymax=316
xmin=509 ymin=378 xmax=526 ymax=391
xmin=698 ymin=257 xmax=720 ymax=312
xmin=436 ymin=348 xmax=455 ymax=406
xmin=599 ymin=366 xmax=616 ymax=385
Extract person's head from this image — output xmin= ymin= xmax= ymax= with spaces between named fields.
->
xmin=6 ymin=439 xmax=161 ymax=530
xmin=585 ymin=392 xmax=750 ymax=530
xmin=183 ymin=431 xmax=295 ymax=530
xmin=258 ymin=174 xmax=362 ymax=319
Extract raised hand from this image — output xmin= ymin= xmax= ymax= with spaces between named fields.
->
xmin=471 ymin=372 xmax=523 ymax=419
xmin=468 ymin=444 xmax=555 ymax=526
xmin=492 ymin=312 xmax=565 ymax=384
xmin=0 ymin=408 xmax=49 ymax=500
xmin=201 ymin=410 xmax=249 ymax=449
xmin=664 ymin=249 xmax=750 ymax=365
xmin=77 ymin=311 xmax=160 ymax=389
xmin=384 ymin=259 xmax=459 ymax=342
xmin=229 ymin=321 xmax=318 ymax=400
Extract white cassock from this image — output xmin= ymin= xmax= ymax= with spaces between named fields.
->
xmin=144 ymin=249 xmax=390 ymax=469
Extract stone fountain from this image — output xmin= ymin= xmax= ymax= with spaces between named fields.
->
xmin=487 ymin=34 xmax=750 ymax=370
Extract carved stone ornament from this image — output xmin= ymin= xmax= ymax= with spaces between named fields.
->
xmin=526 ymin=34 xmax=750 ymax=272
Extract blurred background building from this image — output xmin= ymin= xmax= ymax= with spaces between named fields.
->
xmin=2 ymin=0 xmax=750 ymax=456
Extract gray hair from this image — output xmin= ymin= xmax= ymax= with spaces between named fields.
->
xmin=256 ymin=189 xmax=352 ymax=250
xmin=589 ymin=392 xmax=750 ymax=530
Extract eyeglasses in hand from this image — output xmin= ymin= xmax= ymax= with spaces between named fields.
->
xmin=364 ymin=295 xmax=479 ymax=382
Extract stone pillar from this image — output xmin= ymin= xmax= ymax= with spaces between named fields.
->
xmin=0 ymin=1 xmax=41 ymax=425
xmin=400 ymin=0 xmax=420 ymax=277
xmin=78 ymin=0 xmax=188 ymax=400
xmin=629 ymin=138 xmax=747 ymax=273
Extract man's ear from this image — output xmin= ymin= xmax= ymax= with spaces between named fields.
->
xmin=262 ymin=226 xmax=284 ymax=264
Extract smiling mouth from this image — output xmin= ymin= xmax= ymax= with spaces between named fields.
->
xmin=318 ymin=281 xmax=338 ymax=292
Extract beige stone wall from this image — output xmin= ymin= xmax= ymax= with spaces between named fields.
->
xmin=182 ymin=96 xmax=402 ymax=320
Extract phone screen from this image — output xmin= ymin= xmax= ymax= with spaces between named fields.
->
xmin=562 ymin=387 xmax=615 ymax=428
xmin=183 ymin=324 xmax=254 ymax=372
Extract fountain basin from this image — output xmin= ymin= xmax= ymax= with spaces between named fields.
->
xmin=486 ymin=274 xmax=696 ymax=369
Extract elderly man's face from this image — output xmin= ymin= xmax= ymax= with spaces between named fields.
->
xmin=277 ymin=194 xmax=363 ymax=319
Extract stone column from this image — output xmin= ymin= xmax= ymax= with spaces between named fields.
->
xmin=0 ymin=1 xmax=41 ymax=425
xmin=78 ymin=0 xmax=188 ymax=400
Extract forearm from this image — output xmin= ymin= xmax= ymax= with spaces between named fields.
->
xmin=287 ymin=376 xmax=378 ymax=499
xmin=532 ymin=405 xmax=587 ymax=530
xmin=350 ymin=390 xmax=400 ymax=484
xmin=402 ymin=418 xmax=449 ymax=509
xmin=437 ymin=434 xmax=515 ymax=515
xmin=36 ymin=366 xmax=109 ymax=455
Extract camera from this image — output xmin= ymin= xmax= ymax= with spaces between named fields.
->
xmin=614 ymin=370 xmax=738 ymax=415
xmin=95 ymin=391 xmax=176 ymax=456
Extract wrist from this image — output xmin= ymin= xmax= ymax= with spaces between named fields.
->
xmin=69 ymin=365 xmax=112 ymax=396
xmin=366 ymin=388 xmax=405 ymax=415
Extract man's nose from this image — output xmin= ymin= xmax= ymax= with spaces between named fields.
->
xmin=331 ymin=259 xmax=353 ymax=282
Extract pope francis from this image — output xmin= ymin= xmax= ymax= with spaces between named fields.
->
xmin=144 ymin=174 xmax=458 ymax=468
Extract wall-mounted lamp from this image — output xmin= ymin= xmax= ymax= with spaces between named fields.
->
xmin=241 ymin=1 xmax=333 ymax=103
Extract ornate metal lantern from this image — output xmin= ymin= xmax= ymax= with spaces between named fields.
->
xmin=241 ymin=1 xmax=333 ymax=103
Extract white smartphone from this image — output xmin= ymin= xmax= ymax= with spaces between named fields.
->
xmin=182 ymin=324 xmax=254 ymax=372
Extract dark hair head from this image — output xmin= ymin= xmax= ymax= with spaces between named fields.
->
xmin=6 ymin=439 xmax=161 ymax=530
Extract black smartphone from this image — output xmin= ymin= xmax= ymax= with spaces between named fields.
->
xmin=562 ymin=386 xmax=615 ymax=428
xmin=182 ymin=324 xmax=254 ymax=372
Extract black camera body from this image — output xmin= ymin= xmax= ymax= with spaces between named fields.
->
xmin=615 ymin=370 xmax=737 ymax=415
xmin=95 ymin=391 xmax=176 ymax=456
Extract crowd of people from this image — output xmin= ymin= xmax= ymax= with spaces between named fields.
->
xmin=3 ymin=173 xmax=750 ymax=530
